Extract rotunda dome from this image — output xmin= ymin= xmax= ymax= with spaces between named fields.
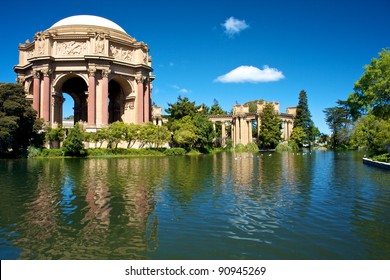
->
xmin=50 ymin=15 xmax=127 ymax=33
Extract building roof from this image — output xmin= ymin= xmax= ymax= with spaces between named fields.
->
xmin=50 ymin=15 xmax=127 ymax=34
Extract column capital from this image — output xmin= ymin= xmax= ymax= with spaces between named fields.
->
xmin=135 ymin=74 xmax=145 ymax=84
xmin=32 ymin=69 xmax=41 ymax=79
xmin=102 ymin=69 xmax=111 ymax=78
xmin=88 ymin=67 xmax=96 ymax=77
xmin=42 ymin=67 xmax=52 ymax=77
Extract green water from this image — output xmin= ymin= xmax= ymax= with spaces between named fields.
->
xmin=0 ymin=151 xmax=389 ymax=259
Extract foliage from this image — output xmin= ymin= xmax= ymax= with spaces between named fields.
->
xmin=106 ymin=121 xmax=126 ymax=148
xmin=259 ymin=102 xmax=282 ymax=149
xmin=96 ymin=128 xmax=108 ymax=148
xmin=86 ymin=147 xmax=165 ymax=157
xmin=45 ymin=125 xmax=65 ymax=146
xmin=323 ymin=100 xmax=352 ymax=149
xmin=165 ymin=96 xmax=200 ymax=123
xmin=292 ymin=90 xmax=315 ymax=147
xmin=139 ymin=122 xmax=170 ymax=147
xmin=371 ymin=153 xmax=390 ymax=163
xmin=350 ymin=114 xmax=390 ymax=155
xmin=192 ymin=114 xmax=215 ymax=148
xmin=234 ymin=143 xmax=259 ymax=152
xmin=276 ymin=141 xmax=298 ymax=152
xmin=62 ymin=123 xmax=86 ymax=156
xmin=171 ymin=116 xmax=198 ymax=148
xmin=164 ymin=147 xmax=187 ymax=156
xmin=289 ymin=126 xmax=306 ymax=147
xmin=124 ymin=123 xmax=141 ymax=148
xmin=209 ymin=99 xmax=227 ymax=115
xmin=0 ymin=83 xmax=42 ymax=157
xmin=349 ymin=49 xmax=390 ymax=120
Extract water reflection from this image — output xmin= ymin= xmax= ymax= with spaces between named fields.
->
xmin=0 ymin=152 xmax=390 ymax=259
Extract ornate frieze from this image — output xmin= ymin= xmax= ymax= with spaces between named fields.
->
xmin=94 ymin=33 xmax=106 ymax=54
xmin=57 ymin=41 xmax=87 ymax=56
xmin=109 ymin=43 xmax=134 ymax=62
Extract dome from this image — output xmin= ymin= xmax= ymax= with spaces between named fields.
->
xmin=50 ymin=15 xmax=127 ymax=33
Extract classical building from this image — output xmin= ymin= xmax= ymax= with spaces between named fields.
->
xmin=14 ymin=15 xmax=154 ymax=130
xmin=209 ymin=100 xmax=296 ymax=147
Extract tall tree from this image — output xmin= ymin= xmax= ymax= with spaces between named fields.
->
xmin=259 ymin=103 xmax=282 ymax=149
xmin=349 ymin=49 xmax=390 ymax=120
xmin=165 ymin=96 xmax=200 ymax=122
xmin=292 ymin=90 xmax=315 ymax=147
xmin=0 ymin=83 xmax=42 ymax=157
xmin=209 ymin=99 xmax=226 ymax=115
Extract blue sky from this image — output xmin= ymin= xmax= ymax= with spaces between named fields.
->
xmin=1 ymin=0 xmax=389 ymax=133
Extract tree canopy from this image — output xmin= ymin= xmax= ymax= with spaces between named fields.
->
xmin=349 ymin=49 xmax=390 ymax=120
xmin=0 ymin=83 xmax=42 ymax=157
xmin=292 ymin=90 xmax=315 ymax=147
xmin=259 ymin=102 xmax=282 ymax=149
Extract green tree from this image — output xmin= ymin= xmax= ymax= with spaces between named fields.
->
xmin=323 ymin=102 xmax=352 ymax=149
xmin=171 ymin=116 xmax=199 ymax=148
xmin=290 ymin=126 xmax=306 ymax=147
xmin=349 ymin=49 xmax=390 ymax=120
xmin=45 ymin=125 xmax=65 ymax=148
xmin=350 ymin=114 xmax=390 ymax=155
xmin=292 ymin=90 xmax=315 ymax=148
xmin=192 ymin=114 xmax=215 ymax=148
xmin=124 ymin=123 xmax=140 ymax=148
xmin=154 ymin=125 xmax=171 ymax=147
xmin=62 ymin=123 xmax=85 ymax=156
xmin=0 ymin=83 xmax=42 ymax=157
xmin=107 ymin=121 xmax=126 ymax=148
xmin=165 ymin=96 xmax=200 ymax=123
xmin=209 ymin=99 xmax=227 ymax=115
xmin=96 ymin=128 xmax=108 ymax=148
xmin=259 ymin=103 xmax=282 ymax=149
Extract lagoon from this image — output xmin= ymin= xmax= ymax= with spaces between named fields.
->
xmin=0 ymin=151 xmax=389 ymax=259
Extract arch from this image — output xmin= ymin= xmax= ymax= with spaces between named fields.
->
xmin=52 ymin=74 xmax=88 ymax=126
xmin=108 ymin=77 xmax=133 ymax=123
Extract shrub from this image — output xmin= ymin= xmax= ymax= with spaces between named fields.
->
xmin=62 ymin=123 xmax=86 ymax=156
xmin=372 ymin=153 xmax=390 ymax=163
xmin=164 ymin=148 xmax=186 ymax=156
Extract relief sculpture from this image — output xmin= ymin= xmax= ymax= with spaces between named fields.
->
xmin=110 ymin=44 xmax=134 ymax=62
xmin=57 ymin=41 xmax=87 ymax=55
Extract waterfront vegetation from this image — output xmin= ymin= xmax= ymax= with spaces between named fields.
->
xmin=1 ymin=49 xmax=389 ymax=162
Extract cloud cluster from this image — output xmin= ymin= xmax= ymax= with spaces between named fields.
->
xmin=215 ymin=65 xmax=285 ymax=83
xmin=222 ymin=16 xmax=249 ymax=37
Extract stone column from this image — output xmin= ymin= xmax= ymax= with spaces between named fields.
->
xmin=221 ymin=122 xmax=226 ymax=147
xmin=101 ymin=69 xmax=110 ymax=126
xmin=144 ymin=80 xmax=150 ymax=123
xmin=257 ymin=116 xmax=261 ymax=138
xmin=42 ymin=68 xmax=51 ymax=122
xmin=236 ymin=117 xmax=241 ymax=145
xmin=248 ymin=119 xmax=252 ymax=143
xmin=32 ymin=70 xmax=41 ymax=118
xmin=88 ymin=68 xmax=96 ymax=126
xmin=136 ymin=75 xmax=144 ymax=124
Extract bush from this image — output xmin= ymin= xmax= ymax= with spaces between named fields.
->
xmin=39 ymin=148 xmax=64 ymax=157
xmin=62 ymin=123 xmax=85 ymax=156
xmin=276 ymin=141 xmax=299 ymax=152
xmin=164 ymin=148 xmax=186 ymax=156
xmin=27 ymin=147 xmax=42 ymax=158
xmin=372 ymin=153 xmax=390 ymax=163
xmin=234 ymin=143 xmax=259 ymax=152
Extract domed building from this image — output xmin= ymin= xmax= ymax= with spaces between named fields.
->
xmin=14 ymin=15 xmax=155 ymax=130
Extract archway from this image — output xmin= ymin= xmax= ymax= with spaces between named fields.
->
xmin=108 ymin=78 xmax=132 ymax=124
xmin=53 ymin=75 xmax=88 ymax=126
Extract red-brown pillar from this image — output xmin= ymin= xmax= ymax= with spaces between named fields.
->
xmin=101 ymin=69 xmax=110 ymax=126
xmin=88 ymin=69 xmax=96 ymax=126
xmin=32 ymin=70 xmax=41 ymax=118
xmin=144 ymin=81 xmax=150 ymax=123
xmin=136 ymin=75 xmax=144 ymax=124
xmin=42 ymin=69 xmax=51 ymax=122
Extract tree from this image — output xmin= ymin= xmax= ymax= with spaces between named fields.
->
xmin=259 ymin=103 xmax=282 ymax=149
xmin=349 ymin=49 xmax=390 ymax=120
xmin=323 ymin=102 xmax=352 ymax=149
xmin=350 ymin=114 xmax=390 ymax=155
xmin=107 ymin=121 xmax=126 ymax=148
xmin=171 ymin=116 xmax=199 ymax=148
xmin=165 ymin=96 xmax=200 ymax=122
xmin=45 ymin=125 xmax=65 ymax=148
xmin=292 ymin=90 xmax=315 ymax=148
xmin=0 ymin=83 xmax=42 ymax=157
xmin=124 ymin=123 xmax=140 ymax=148
xmin=62 ymin=123 xmax=85 ymax=156
xmin=290 ymin=126 xmax=306 ymax=147
xmin=209 ymin=99 xmax=227 ymax=115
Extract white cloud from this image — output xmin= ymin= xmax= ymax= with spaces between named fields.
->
xmin=172 ymin=84 xmax=191 ymax=93
xmin=215 ymin=65 xmax=285 ymax=83
xmin=222 ymin=16 xmax=249 ymax=37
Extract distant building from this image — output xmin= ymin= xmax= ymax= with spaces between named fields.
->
xmin=14 ymin=15 xmax=154 ymax=131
